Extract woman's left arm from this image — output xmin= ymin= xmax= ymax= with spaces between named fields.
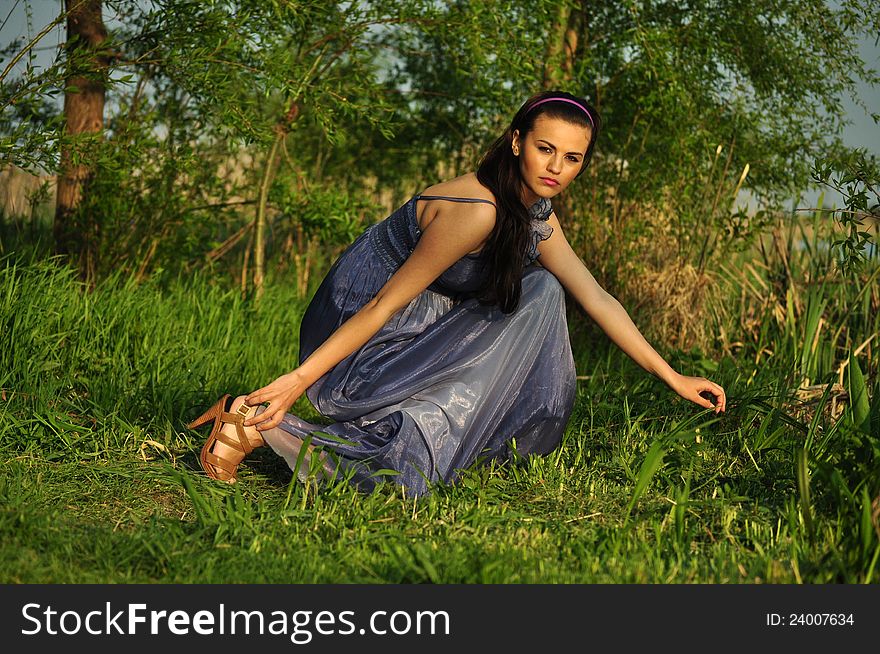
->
xmin=536 ymin=211 xmax=726 ymax=414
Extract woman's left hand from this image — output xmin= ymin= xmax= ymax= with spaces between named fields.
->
xmin=243 ymin=369 xmax=310 ymax=431
xmin=669 ymin=372 xmax=727 ymax=414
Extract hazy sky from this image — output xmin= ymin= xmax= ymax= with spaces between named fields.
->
xmin=2 ymin=0 xmax=877 ymax=209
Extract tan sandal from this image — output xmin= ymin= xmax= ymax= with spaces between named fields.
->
xmin=187 ymin=394 xmax=257 ymax=483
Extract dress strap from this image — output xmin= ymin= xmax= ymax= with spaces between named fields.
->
xmin=414 ymin=194 xmax=497 ymax=208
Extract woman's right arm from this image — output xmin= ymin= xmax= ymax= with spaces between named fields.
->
xmin=244 ymin=202 xmax=496 ymax=430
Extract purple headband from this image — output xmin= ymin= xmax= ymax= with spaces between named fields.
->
xmin=526 ymin=97 xmax=594 ymax=130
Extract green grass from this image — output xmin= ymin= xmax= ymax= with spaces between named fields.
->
xmin=1 ymin=253 xmax=877 ymax=583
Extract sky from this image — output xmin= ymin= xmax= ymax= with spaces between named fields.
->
xmin=1 ymin=0 xmax=878 ymax=210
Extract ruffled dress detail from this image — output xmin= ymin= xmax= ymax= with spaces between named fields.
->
xmin=262 ymin=194 xmax=577 ymax=496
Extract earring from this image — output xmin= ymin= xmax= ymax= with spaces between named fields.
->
xmin=512 ymin=146 xmax=519 ymax=156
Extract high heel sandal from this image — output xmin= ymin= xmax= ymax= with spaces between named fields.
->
xmin=187 ymin=394 xmax=257 ymax=483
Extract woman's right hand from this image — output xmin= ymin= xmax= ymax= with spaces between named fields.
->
xmin=243 ymin=370 xmax=311 ymax=431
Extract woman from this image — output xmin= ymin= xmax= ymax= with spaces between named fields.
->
xmin=188 ymin=90 xmax=727 ymax=496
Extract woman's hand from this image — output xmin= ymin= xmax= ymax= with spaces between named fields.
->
xmin=243 ymin=370 xmax=310 ymax=431
xmin=669 ymin=372 xmax=727 ymax=414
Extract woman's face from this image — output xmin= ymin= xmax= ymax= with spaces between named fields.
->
xmin=512 ymin=115 xmax=591 ymax=205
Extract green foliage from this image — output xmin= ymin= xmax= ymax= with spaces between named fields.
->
xmin=3 ymin=0 xmax=878 ymax=286
xmin=272 ymin=183 xmax=379 ymax=247
xmin=846 ymin=353 xmax=870 ymax=433
xmin=0 ymin=3 xmax=66 ymax=171
xmin=811 ymin=148 xmax=880 ymax=275
xmin=121 ymin=0 xmax=425 ymax=146
xmin=0 ymin=255 xmax=877 ymax=583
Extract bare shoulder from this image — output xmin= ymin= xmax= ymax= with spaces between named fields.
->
xmin=422 ymin=194 xmax=496 ymax=238
xmin=416 ymin=172 xmax=497 ymax=242
xmin=421 ymin=172 xmax=498 ymax=207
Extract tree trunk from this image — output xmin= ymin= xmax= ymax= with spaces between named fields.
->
xmin=254 ymin=133 xmax=282 ymax=300
xmin=54 ymin=0 xmax=108 ymax=284
xmin=252 ymin=103 xmax=299 ymax=301
xmin=542 ymin=2 xmax=583 ymax=90
xmin=542 ymin=4 xmax=571 ymax=90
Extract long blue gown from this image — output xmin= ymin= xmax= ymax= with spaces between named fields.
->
xmin=262 ymin=194 xmax=577 ymax=496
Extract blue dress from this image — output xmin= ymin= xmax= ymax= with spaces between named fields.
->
xmin=262 ymin=194 xmax=577 ymax=496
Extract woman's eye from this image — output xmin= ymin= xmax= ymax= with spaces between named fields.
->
xmin=566 ymin=156 xmax=581 ymax=163
xmin=539 ymin=146 xmax=552 ymax=153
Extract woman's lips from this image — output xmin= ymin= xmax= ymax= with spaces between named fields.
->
xmin=539 ymin=177 xmax=559 ymax=186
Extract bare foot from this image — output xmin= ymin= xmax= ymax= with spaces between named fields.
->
xmin=203 ymin=395 xmax=265 ymax=482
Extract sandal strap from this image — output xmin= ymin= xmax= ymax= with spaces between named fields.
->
xmin=204 ymin=451 xmax=236 ymax=478
xmin=220 ymin=407 xmax=256 ymax=455
xmin=212 ymin=427 xmax=249 ymax=453
xmin=214 ymin=421 xmax=254 ymax=456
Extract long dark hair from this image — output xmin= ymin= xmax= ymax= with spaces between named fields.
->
xmin=476 ymin=90 xmax=601 ymax=313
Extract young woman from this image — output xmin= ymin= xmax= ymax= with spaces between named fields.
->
xmin=188 ymin=90 xmax=727 ymax=496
